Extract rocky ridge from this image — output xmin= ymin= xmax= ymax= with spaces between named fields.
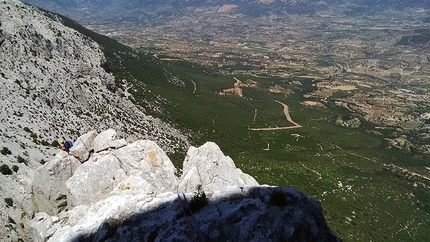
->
xmin=18 ymin=129 xmax=337 ymax=241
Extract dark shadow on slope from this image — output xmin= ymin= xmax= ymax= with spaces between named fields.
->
xmin=68 ymin=186 xmax=341 ymax=242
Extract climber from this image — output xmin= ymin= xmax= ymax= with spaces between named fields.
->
xmin=60 ymin=139 xmax=73 ymax=153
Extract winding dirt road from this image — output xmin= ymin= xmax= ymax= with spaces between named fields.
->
xmin=249 ymin=100 xmax=302 ymax=131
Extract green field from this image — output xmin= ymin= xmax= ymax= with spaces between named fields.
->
xmin=60 ymin=16 xmax=430 ymax=241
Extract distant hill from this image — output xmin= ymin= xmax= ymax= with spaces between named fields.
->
xmin=21 ymin=0 xmax=430 ymax=26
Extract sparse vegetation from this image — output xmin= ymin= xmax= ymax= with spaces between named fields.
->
xmin=40 ymin=159 xmax=47 ymax=165
xmin=17 ymin=155 xmax=25 ymax=163
xmin=1 ymin=147 xmax=12 ymax=155
xmin=51 ymin=140 xmax=60 ymax=147
xmin=41 ymin=140 xmax=50 ymax=146
xmin=4 ymin=198 xmax=13 ymax=207
xmin=0 ymin=164 xmax=12 ymax=175
xmin=189 ymin=184 xmax=208 ymax=213
xmin=12 ymin=165 xmax=19 ymax=173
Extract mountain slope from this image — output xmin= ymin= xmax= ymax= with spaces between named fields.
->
xmin=0 ymin=0 xmax=189 ymax=166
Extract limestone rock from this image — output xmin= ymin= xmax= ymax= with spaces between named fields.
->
xmin=178 ymin=142 xmax=259 ymax=193
xmin=69 ymin=130 xmax=98 ymax=162
xmin=93 ymin=129 xmax=127 ymax=153
xmin=66 ymin=153 xmax=127 ymax=207
xmin=29 ymin=212 xmax=53 ymax=242
xmin=65 ymin=133 xmax=178 ymax=207
xmin=47 ymin=186 xmax=340 ymax=242
xmin=112 ymin=140 xmax=178 ymax=194
xmin=32 ymin=156 xmax=81 ymax=215
xmin=25 ymin=131 xmax=340 ymax=241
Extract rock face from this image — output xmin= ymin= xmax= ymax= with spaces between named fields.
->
xmin=25 ymin=130 xmax=340 ymax=242
xmin=178 ymin=142 xmax=258 ymax=193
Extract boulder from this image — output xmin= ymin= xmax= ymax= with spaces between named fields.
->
xmin=29 ymin=212 xmax=53 ymax=242
xmin=178 ymin=142 xmax=259 ymax=193
xmin=112 ymin=140 xmax=178 ymax=194
xmin=28 ymin=133 xmax=340 ymax=242
xmin=69 ymin=130 xmax=98 ymax=162
xmin=65 ymin=153 xmax=127 ymax=207
xmin=32 ymin=156 xmax=81 ymax=215
xmin=93 ymin=129 xmax=127 ymax=153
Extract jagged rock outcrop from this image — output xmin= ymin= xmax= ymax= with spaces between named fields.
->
xmin=26 ymin=130 xmax=340 ymax=242
xmin=178 ymin=142 xmax=258 ymax=193
xmin=32 ymin=154 xmax=81 ymax=215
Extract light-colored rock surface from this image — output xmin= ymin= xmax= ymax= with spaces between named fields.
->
xmin=178 ymin=142 xmax=259 ymax=193
xmin=32 ymin=156 xmax=81 ymax=215
xmin=69 ymin=130 xmax=97 ymax=162
xmin=66 ymin=153 xmax=127 ymax=207
xmin=93 ymin=129 xmax=127 ymax=153
xmin=25 ymin=131 xmax=340 ymax=241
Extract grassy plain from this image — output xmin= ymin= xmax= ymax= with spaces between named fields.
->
xmin=137 ymin=59 xmax=430 ymax=241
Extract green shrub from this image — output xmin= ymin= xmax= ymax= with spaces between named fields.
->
xmin=0 ymin=164 xmax=12 ymax=175
xmin=17 ymin=156 xmax=25 ymax=163
xmin=1 ymin=147 xmax=12 ymax=155
xmin=12 ymin=165 xmax=19 ymax=173
xmin=51 ymin=140 xmax=60 ymax=147
xmin=41 ymin=140 xmax=50 ymax=146
xmin=23 ymin=127 xmax=31 ymax=133
xmin=4 ymin=198 xmax=13 ymax=207
xmin=8 ymin=216 xmax=15 ymax=224
xmin=39 ymin=159 xmax=47 ymax=165
xmin=269 ymin=190 xmax=288 ymax=207
xmin=19 ymin=221 xmax=24 ymax=228
xmin=189 ymin=184 xmax=208 ymax=213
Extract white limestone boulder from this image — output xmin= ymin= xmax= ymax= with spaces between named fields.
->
xmin=32 ymin=156 xmax=81 ymax=215
xmin=69 ymin=130 xmax=98 ymax=162
xmin=93 ymin=129 xmax=127 ymax=153
xmin=178 ymin=142 xmax=259 ymax=193
xmin=65 ymin=153 xmax=127 ymax=207
xmin=29 ymin=212 xmax=53 ymax=242
xmin=112 ymin=140 xmax=178 ymax=194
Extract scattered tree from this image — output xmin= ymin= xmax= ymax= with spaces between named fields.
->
xmin=0 ymin=164 xmax=12 ymax=175
xmin=4 ymin=198 xmax=13 ymax=207
xmin=1 ymin=147 xmax=12 ymax=155
xmin=17 ymin=156 xmax=25 ymax=163
xmin=12 ymin=165 xmax=19 ymax=173
xmin=189 ymin=184 xmax=209 ymax=213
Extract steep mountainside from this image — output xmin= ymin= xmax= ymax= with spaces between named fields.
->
xmin=0 ymin=0 xmax=188 ymax=166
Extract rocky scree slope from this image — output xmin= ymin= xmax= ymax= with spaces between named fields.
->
xmin=0 ymin=0 xmax=188 ymax=164
xmin=26 ymin=129 xmax=339 ymax=241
